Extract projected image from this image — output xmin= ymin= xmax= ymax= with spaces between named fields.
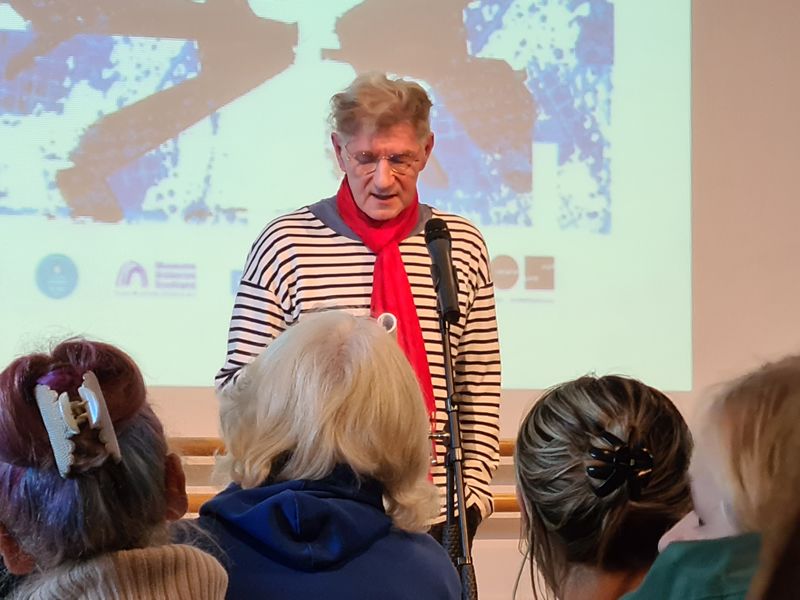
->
xmin=0 ymin=0 xmax=297 ymax=222
xmin=0 ymin=0 xmax=691 ymax=390
xmin=0 ymin=0 xmax=610 ymax=231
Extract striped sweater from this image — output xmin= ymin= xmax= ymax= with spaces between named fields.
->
xmin=216 ymin=197 xmax=501 ymax=520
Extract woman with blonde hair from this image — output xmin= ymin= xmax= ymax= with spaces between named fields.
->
xmin=198 ymin=310 xmax=460 ymax=599
xmin=0 ymin=339 xmax=227 ymax=599
xmin=628 ymin=355 xmax=800 ymax=599
xmin=514 ymin=375 xmax=692 ymax=600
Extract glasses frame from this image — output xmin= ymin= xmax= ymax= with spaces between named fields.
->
xmin=341 ymin=142 xmax=422 ymax=177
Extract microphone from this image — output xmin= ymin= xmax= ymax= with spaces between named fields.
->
xmin=424 ymin=218 xmax=461 ymax=324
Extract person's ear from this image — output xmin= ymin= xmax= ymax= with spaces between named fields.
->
xmin=331 ymin=132 xmax=347 ymax=171
xmin=418 ymin=133 xmax=435 ymax=170
xmin=0 ymin=523 xmax=35 ymax=575
xmin=164 ymin=453 xmax=188 ymax=521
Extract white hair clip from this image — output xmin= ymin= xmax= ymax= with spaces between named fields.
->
xmin=376 ymin=312 xmax=398 ymax=340
xmin=34 ymin=371 xmax=122 ymax=478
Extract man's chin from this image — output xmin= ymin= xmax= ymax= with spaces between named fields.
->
xmin=366 ymin=210 xmax=399 ymax=222
xmin=364 ymin=202 xmax=402 ymax=221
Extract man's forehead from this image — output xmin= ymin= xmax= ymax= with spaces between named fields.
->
xmin=346 ymin=123 xmax=424 ymax=151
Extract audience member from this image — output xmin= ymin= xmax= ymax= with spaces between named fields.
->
xmin=628 ymin=356 xmax=800 ymax=599
xmin=515 ymin=375 xmax=692 ymax=600
xmin=0 ymin=339 xmax=228 ymax=599
xmin=198 ymin=311 xmax=460 ymax=599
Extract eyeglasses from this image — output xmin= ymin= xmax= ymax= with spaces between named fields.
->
xmin=342 ymin=143 xmax=421 ymax=177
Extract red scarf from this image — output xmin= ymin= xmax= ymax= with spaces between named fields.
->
xmin=336 ymin=178 xmax=436 ymax=421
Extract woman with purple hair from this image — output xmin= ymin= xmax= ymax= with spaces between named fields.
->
xmin=0 ymin=339 xmax=228 ymax=599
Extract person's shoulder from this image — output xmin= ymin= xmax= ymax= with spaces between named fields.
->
xmin=658 ymin=534 xmax=760 ymax=570
xmin=429 ymin=207 xmax=483 ymax=233
xmin=257 ymin=206 xmax=319 ymax=239
xmin=246 ymin=205 xmax=332 ymax=258
xmin=369 ymin=530 xmax=460 ymax=597
xmin=431 ymin=208 xmax=486 ymax=248
xmin=378 ymin=529 xmax=458 ymax=569
xmin=622 ymin=534 xmax=760 ymax=600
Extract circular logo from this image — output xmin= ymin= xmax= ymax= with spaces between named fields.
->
xmin=36 ymin=254 xmax=79 ymax=299
xmin=491 ymin=255 xmax=519 ymax=290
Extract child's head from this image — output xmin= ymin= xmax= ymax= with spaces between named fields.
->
xmin=661 ymin=355 xmax=800 ymax=548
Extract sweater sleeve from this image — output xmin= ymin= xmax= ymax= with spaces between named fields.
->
xmin=455 ymin=247 xmax=502 ymax=518
xmin=214 ymin=233 xmax=288 ymax=389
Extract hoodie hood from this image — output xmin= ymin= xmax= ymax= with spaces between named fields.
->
xmin=200 ymin=466 xmax=392 ymax=572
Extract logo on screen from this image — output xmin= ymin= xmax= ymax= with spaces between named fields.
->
xmin=115 ymin=261 xmax=196 ymax=296
xmin=491 ymin=255 xmax=519 ymax=290
xmin=524 ymin=257 xmax=555 ymax=290
xmin=36 ymin=254 xmax=78 ymax=299
xmin=155 ymin=262 xmax=196 ymax=292
xmin=116 ymin=261 xmax=148 ymax=289
xmin=490 ymin=255 xmax=555 ymax=292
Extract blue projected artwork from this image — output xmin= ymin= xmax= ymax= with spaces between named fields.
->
xmin=0 ymin=0 xmax=612 ymax=231
xmin=459 ymin=0 xmax=613 ymax=231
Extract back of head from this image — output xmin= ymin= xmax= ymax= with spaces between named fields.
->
xmin=0 ymin=339 xmax=170 ymax=569
xmin=217 ymin=310 xmax=439 ymax=532
xmin=699 ymin=355 xmax=800 ymax=533
xmin=515 ymin=375 xmax=692 ymax=598
xmin=747 ymin=506 xmax=800 ymax=600
xmin=330 ymin=72 xmax=432 ymax=140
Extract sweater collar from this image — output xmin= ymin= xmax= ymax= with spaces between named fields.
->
xmin=13 ymin=544 xmax=227 ymax=600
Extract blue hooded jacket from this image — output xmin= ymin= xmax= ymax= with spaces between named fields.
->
xmin=195 ymin=466 xmax=461 ymax=599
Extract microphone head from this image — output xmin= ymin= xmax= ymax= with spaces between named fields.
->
xmin=425 ymin=217 xmax=451 ymax=244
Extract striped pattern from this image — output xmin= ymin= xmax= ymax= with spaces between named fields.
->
xmin=216 ymin=207 xmax=502 ymax=521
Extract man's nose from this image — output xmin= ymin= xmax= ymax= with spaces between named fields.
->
xmin=372 ymin=158 xmax=395 ymax=188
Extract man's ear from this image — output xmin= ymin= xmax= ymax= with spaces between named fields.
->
xmin=331 ymin=132 xmax=347 ymax=171
xmin=418 ymin=132 xmax=435 ymax=170
xmin=0 ymin=523 xmax=35 ymax=575
xmin=164 ymin=453 xmax=188 ymax=521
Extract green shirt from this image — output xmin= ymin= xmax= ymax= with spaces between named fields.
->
xmin=622 ymin=533 xmax=761 ymax=600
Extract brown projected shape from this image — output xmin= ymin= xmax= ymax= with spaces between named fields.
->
xmin=6 ymin=0 xmax=297 ymax=222
xmin=524 ymin=256 xmax=554 ymax=290
xmin=490 ymin=255 xmax=519 ymax=290
xmin=323 ymin=0 xmax=535 ymax=194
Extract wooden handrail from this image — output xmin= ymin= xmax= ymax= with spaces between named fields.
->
xmin=499 ymin=439 xmax=514 ymax=457
xmin=188 ymin=491 xmax=217 ymax=513
xmin=170 ymin=437 xmax=225 ymax=456
xmin=187 ymin=491 xmax=519 ymax=514
xmin=494 ymin=493 xmax=520 ymax=513
xmin=171 ymin=437 xmax=516 ymax=457
xmin=176 ymin=436 xmax=521 ymax=514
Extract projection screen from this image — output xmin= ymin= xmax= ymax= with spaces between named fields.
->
xmin=0 ymin=0 xmax=690 ymax=391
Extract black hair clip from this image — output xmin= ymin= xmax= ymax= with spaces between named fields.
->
xmin=586 ymin=431 xmax=654 ymax=499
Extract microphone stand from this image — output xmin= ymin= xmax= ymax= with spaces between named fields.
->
xmin=436 ymin=314 xmax=479 ymax=600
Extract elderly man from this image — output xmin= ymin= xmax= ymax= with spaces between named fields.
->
xmin=216 ymin=72 xmax=501 ymax=541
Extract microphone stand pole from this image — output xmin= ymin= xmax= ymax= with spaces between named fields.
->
xmin=437 ymin=315 xmax=478 ymax=600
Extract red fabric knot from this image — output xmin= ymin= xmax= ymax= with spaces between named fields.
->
xmin=335 ymin=178 xmax=437 ymax=426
